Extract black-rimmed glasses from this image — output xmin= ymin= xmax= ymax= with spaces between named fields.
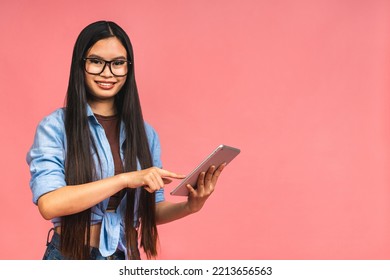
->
xmin=83 ymin=57 xmax=131 ymax=77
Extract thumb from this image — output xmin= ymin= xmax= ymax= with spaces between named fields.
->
xmin=186 ymin=184 xmax=196 ymax=196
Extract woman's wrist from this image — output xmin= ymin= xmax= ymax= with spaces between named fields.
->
xmin=184 ymin=201 xmax=198 ymax=215
xmin=117 ymin=172 xmax=131 ymax=189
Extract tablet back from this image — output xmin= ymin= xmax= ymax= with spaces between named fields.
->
xmin=170 ymin=144 xmax=240 ymax=196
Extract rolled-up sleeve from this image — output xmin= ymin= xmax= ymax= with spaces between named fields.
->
xmin=26 ymin=110 xmax=66 ymax=205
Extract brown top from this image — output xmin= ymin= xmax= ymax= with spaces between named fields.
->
xmin=95 ymin=113 xmax=125 ymax=211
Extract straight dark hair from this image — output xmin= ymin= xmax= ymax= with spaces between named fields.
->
xmin=62 ymin=21 xmax=158 ymax=259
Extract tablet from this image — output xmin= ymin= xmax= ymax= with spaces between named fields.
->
xmin=170 ymin=144 xmax=240 ymax=196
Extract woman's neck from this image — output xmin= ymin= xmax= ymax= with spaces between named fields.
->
xmin=88 ymin=99 xmax=116 ymax=116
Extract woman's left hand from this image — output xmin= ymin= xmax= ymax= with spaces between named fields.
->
xmin=185 ymin=163 xmax=226 ymax=213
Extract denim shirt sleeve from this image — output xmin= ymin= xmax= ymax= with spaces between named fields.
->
xmin=26 ymin=109 xmax=67 ymax=205
xmin=144 ymin=121 xmax=165 ymax=203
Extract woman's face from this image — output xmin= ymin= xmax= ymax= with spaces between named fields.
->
xmin=84 ymin=37 xmax=128 ymax=104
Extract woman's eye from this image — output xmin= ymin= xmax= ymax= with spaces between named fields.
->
xmin=112 ymin=60 xmax=126 ymax=66
xmin=89 ymin=59 xmax=103 ymax=64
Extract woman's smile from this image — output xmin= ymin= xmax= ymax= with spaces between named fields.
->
xmin=95 ymin=80 xmax=117 ymax=90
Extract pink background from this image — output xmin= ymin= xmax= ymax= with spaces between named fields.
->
xmin=1 ymin=0 xmax=390 ymax=259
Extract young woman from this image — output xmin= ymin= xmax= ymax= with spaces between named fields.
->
xmin=26 ymin=21 xmax=225 ymax=260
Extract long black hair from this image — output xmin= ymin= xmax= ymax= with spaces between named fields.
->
xmin=62 ymin=21 xmax=158 ymax=259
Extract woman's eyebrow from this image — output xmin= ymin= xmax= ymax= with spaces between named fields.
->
xmin=86 ymin=54 xmax=127 ymax=60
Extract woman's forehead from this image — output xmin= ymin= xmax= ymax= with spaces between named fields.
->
xmin=87 ymin=37 xmax=127 ymax=58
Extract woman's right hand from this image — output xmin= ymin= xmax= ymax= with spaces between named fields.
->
xmin=121 ymin=167 xmax=186 ymax=193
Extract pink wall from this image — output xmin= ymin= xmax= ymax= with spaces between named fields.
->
xmin=1 ymin=0 xmax=389 ymax=259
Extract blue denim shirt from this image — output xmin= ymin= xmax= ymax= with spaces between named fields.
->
xmin=26 ymin=105 xmax=164 ymax=258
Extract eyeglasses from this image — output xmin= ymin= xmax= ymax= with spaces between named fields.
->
xmin=83 ymin=57 xmax=131 ymax=77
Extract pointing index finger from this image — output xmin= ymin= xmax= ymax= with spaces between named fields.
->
xmin=158 ymin=169 xmax=186 ymax=179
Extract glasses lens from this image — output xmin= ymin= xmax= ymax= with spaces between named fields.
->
xmin=110 ymin=60 xmax=128 ymax=76
xmin=85 ymin=58 xmax=104 ymax=74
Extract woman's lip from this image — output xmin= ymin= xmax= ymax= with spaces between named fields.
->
xmin=95 ymin=81 xmax=116 ymax=90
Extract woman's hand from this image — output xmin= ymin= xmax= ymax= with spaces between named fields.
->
xmin=121 ymin=167 xmax=186 ymax=193
xmin=185 ymin=163 xmax=226 ymax=213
